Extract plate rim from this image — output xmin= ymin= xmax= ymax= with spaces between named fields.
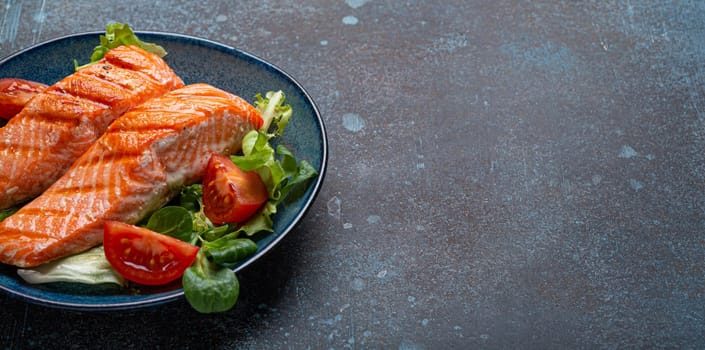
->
xmin=0 ymin=31 xmax=328 ymax=311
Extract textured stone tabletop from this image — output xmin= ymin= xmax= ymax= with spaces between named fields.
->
xmin=1 ymin=1 xmax=704 ymax=349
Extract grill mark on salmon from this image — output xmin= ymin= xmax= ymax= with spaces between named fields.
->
xmin=0 ymin=84 xmax=263 ymax=267
xmin=0 ymin=45 xmax=184 ymax=209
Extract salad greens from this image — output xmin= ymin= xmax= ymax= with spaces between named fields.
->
xmin=144 ymin=206 xmax=196 ymax=243
xmin=11 ymin=24 xmax=318 ymax=313
xmin=17 ymin=246 xmax=125 ymax=286
xmin=0 ymin=208 xmax=18 ymax=222
xmin=179 ymin=91 xmax=317 ymax=313
xmin=183 ymin=251 xmax=240 ymax=314
xmin=74 ymin=22 xmax=167 ymax=71
xmin=202 ymin=236 xmax=258 ymax=266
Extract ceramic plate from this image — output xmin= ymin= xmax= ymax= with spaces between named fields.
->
xmin=0 ymin=32 xmax=327 ymax=310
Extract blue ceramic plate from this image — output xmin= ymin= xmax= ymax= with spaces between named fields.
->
xmin=0 ymin=32 xmax=327 ymax=310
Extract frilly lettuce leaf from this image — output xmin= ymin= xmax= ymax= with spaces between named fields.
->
xmin=227 ymin=91 xmax=317 ymax=236
xmin=74 ymin=22 xmax=167 ymax=71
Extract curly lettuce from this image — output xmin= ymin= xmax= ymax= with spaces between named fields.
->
xmin=74 ymin=22 xmax=167 ymax=71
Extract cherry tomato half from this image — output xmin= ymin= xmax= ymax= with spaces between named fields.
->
xmin=103 ymin=221 xmax=199 ymax=286
xmin=0 ymin=78 xmax=48 ymax=119
xmin=203 ymin=153 xmax=269 ymax=225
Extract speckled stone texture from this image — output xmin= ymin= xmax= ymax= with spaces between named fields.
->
xmin=1 ymin=1 xmax=704 ymax=349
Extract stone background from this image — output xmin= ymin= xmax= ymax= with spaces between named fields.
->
xmin=1 ymin=1 xmax=704 ymax=348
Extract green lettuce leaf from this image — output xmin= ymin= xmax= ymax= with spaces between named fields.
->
xmin=17 ymin=246 xmax=125 ymax=286
xmin=0 ymin=207 xmax=18 ymax=222
xmin=255 ymin=91 xmax=292 ymax=135
xmin=74 ymin=22 xmax=167 ymax=71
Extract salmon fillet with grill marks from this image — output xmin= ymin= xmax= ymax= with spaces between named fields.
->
xmin=0 ymin=84 xmax=263 ymax=267
xmin=0 ymin=45 xmax=184 ymax=209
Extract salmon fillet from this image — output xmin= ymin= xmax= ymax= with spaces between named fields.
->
xmin=0 ymin=45 xmax=184 ymax=209
xmin=0 ymin=84 xmax=263 ymax=267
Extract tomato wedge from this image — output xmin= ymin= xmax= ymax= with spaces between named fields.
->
xmin=0 ymin=78 xmax=48 ymax=119
xmin=103 ymin=221 xmax=199 ymax=286
xmin=203 ymin=153 xmax=269 ymax=225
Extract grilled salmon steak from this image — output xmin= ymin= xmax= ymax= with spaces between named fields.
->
xmin=0 ymin=84 xmax=263 ymax=267
xmin=0 ymin=45 xmax=184 ymax=209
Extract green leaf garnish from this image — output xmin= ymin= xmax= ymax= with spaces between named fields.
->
xmin=144 ymin=206 xmax=195 ymax=243
xmin=0 ymin=207 xmax=18 ymax=222
xmin=17 ymin=246 xmax=125 ymax=286
xmin=183 ymin=251 xmax=240 ymax=313
xmin=202 ymin=235 xmax=258 ymax=266
xmin=74 ymin=22 xmax=167 ymax=71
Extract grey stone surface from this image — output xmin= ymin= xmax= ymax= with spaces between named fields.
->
xmin=1 ymin=1 xmax=704 ymax=348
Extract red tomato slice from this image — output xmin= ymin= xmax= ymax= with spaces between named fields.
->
xmin=203 ymin=153 xmax=269 ymax=225
xmin=0 ymin=78 xmax=48 ymax=120
xmin=103 ymin=221 xmax=199 ymax=286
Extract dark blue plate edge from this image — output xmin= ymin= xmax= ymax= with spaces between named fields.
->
xmin=0 ymin=31 xmax=328 ymax=312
